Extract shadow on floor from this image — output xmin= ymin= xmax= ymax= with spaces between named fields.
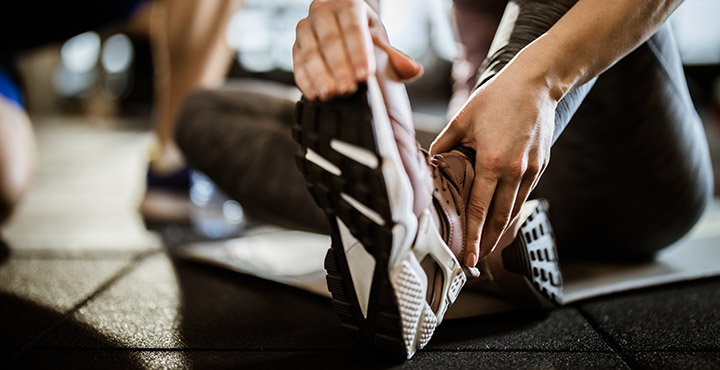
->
xmin=1 ymin=293 xmax=146 ymax=369
xmin=1 ymin=242 xmax=560 ymax=369
xmin=0 ymin=238 xmax=8 ymax=265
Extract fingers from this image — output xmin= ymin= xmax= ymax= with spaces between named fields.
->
xmin=336 ymin=1 xmax=375 ymax=81
xmin=463 ymin=172 xmax=497 ymax=269
xmin=293 ymin=0 xmax=377 ymax=100
xmin=508 ymin=160 xmax=544 ymax=225
xmin=469 ymin=155 xmax=546 ymax=264
xmin=479 ymin=178 xmax=521 ymax=258
xmin=429 ymin=122 xmax=464 ymax=155
xmin=293 ymin=0 xmax=421 ymax=100
xmin=310 ymin=6 xmax=358 ymax=96
xmin=294 ymin=19 xmax=335 ymax=99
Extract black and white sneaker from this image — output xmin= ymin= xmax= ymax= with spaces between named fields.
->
xmin=292 ymin=71 xmax=466 ymax=360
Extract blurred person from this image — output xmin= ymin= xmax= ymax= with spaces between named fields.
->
xmin=140 ymin=0 xmax=242 ymax=225
xmin=289 ymin=0 xmax=714 ymax=359
xmin=0 ymin=0 xmax=241 ymax=226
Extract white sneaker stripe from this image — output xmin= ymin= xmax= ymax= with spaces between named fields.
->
xmin=305 ymin=148 xmax=342 ymax=176
xmin=340 ymin=192 xmax=386 ymax=226
xmin=337 ymin=218 xmax=376 ymax=319
xmin=330 ymin=139 xmax=379 ymax=169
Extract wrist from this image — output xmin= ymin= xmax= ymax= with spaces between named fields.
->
xmin=508 ymin=33 xmax=586 ymax=103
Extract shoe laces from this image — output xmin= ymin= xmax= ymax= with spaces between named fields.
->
xmin=429 ymin=154 xmax=462 ymax=216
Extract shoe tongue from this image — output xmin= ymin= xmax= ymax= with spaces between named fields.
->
xmin=435 ymin=152 xmax=474 ymax=205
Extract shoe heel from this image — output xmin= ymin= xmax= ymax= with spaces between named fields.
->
xmin=410 ymin=209 xmax=466 ymax=322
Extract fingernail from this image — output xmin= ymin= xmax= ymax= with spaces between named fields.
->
xmin=356 ymin=67 xmax=368 ymax=80
xmin=318 ymin=84 xmax=329 ymax=98
xmin=339 ymin=82 xmax=354 ymax=94
xmin=464 ymin=252 xmax=477 ymax=268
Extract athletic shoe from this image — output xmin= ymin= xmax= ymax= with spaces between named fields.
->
xmin=293 ymin=48 xmax=467 ymax=359
xmin=293 ymin=48 xmax=563 ymax=360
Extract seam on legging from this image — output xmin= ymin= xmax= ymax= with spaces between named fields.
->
xmin=645 ymin=30 xmax=696 ymax=113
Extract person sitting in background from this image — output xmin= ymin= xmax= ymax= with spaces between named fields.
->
xmin=0 ymin=0 xmax=241 ymax=226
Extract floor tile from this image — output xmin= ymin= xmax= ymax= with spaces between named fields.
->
xmin=629 ymin=351 xmax=720 ymax=370
xmin=0 ymin=258 xmax=133 ymax=348
xmin=577 ymin=277 xmax=720 ymax=351
xmin=429 ymin=307 xmax=610 ymax=351
xmin=36 ymin=254 xmax=353 ymax=350
xmin=1 ymin=119 xmax=161 ymax=254
xmin=9 ymin=350 xmax=630 ymax=370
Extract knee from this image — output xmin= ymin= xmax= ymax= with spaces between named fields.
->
xmin=554 ymin=173 xmax=713 ymax=261
xmin=174 ymin=89 xmax=215 ymax=150
xmin=599 ymin=177 xmax=712 ymax=260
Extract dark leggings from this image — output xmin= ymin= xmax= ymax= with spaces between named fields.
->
xmin=457 ymin=0 xmax=714 ymax=259
xmin=175 ymin=82 xmax=329 ymax=234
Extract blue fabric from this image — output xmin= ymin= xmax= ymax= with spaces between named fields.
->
xmin=146 ymin=164 xmax=191 ymax=191
xmin=0 ymin=67 xmax=22 ymax=107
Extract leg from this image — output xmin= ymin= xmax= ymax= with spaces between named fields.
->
xmin=448 ymin=0 xmax=507 ymax=117
xmin=149 ymin=0 xmax=241 ymax=167
xmin=174 ymin=83 xmax=329 ymax=234
xmin=534 ymin=25 xmax=714 ymax=259
xmin=139 ymin=0 xmax=241 ymax=224
xmin=466 ymin=0 xmax=713 ymax=259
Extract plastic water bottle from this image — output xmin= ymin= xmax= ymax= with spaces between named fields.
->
xmin=189 ymin=170 xmax=245 ymax=239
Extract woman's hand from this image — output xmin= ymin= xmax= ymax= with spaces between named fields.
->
xmin=430 ymin=63 xmax=558 ymax=268
xmin=292 ymin=0 xmax=423 ymax=101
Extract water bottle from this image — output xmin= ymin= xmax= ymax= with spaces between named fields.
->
xmin=189 ymin=170 xmax=245 ymax=239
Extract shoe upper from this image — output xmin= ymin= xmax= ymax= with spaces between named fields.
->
xmin=373 ymin=48 xmax=478 ymax=276
xmin=429 ymin=152 xmax=475 ymax=268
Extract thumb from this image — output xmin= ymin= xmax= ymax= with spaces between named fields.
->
xmin=387 ymin=47 xmax=423 ymax=81
xmin=429 ymin=122 xmax=463 ymax=156
xmin=372 ymin=36 xmax=423 ymax=81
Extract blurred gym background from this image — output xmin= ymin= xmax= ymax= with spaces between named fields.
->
xmin=13 ymin=0 xmax=720 ymax=192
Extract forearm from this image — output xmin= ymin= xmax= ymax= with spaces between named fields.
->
xmin=512 ymin=0 xmax=683 ymax=101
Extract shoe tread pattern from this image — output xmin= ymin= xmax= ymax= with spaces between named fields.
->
xmin=293 ymin=85 xmax=408 ymax=360
xmin=501 ymin=200 xmax=564 ymax=305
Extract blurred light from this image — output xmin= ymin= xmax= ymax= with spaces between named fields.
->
xmin=60 ymin=32 xmax=101 ymax=74
xmin=53 ymin=64 xmax=96 ymax=96
xmin=102 ymin=33 xmax=134 ymax=74
xmin=226 ymin=1 xmax=311 ymax=72
xmin=225 ymin=0 xmax=456 ymax=72
xmin=429 ymin=0 xmax=458 ymax=61
xmin=227 ymin=9 xmax=273 ymax=72
xmin=272 ymin=8 xmax=305 ymax=72
xmin=382 ymin=0 xmax=430 ymax=60
xmin=670 ymin=0 xmax=720 ymax=65
xmin=222 ymin=200 xmax=244 ymax=224
xmin=189 ymin=177 xmax=213 ymax=206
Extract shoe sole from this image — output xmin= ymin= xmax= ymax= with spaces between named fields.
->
xmin=293 ymin=78 xmax=464 ymax=360
xmin=492 ymin=199 xmax=564 ymax=306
